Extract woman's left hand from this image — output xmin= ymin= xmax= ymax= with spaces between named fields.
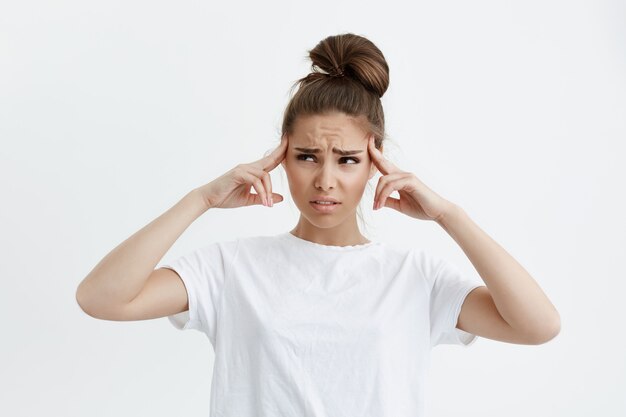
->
xmin=368 ymin=135 xmax=455 ymax=222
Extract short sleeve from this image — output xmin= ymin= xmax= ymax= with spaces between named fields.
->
xmin=157 ymin=239 xmax=239 ymax=347
xmin=428 ymin=256 xmax=485 ymax=348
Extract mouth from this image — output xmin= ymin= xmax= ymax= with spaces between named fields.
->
xmin=310 ymin=200 xmax=340 ymax=205
xmin=309 ymin=201 xmax=341 ymax=213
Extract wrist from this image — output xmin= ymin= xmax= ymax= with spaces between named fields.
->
xmin=187 ymin=189 xmax=211 ymax=213
xmin=435 ymin=202 xmax=462 ymax=225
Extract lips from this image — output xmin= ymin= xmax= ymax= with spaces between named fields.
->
xmin=310 ymin=200 xmax=341 ymax=213
xmin=310 ymin=196 xmax=341 ymax=204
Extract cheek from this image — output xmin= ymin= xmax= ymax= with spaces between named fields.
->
xmin=346 ymin=174 xmax=370 ymax=193
xmin=283 ymin=166 xmax=307 ymax=193
xmin=353 ymin=165 xmax=373 ymax=182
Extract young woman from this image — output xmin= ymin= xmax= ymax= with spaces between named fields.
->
xmin=76 ymin=33 xmax=560 ymax=417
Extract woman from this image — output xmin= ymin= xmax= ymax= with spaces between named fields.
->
xmin=76 ymin=33 xmax=560 ymax=416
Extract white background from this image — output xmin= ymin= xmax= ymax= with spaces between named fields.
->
xmin=1 ymin=0 xmax=624 ymax=416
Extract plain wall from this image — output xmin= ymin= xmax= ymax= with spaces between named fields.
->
xmin=1 ymin=0 xmax=624 ymax=415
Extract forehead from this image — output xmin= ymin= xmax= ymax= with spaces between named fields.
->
xmin=291 ymin=112 xmax=367 ymax=147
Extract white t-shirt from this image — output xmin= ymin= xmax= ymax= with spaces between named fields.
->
xmin=159 ymin=231 xmax=484 ymax=417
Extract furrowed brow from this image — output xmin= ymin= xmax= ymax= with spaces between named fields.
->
xmin=294 ymin=147 xmax=363 ymax=156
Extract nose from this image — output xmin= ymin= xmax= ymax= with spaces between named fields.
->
xmin=314 ymin=161 xmax=337 ymax=191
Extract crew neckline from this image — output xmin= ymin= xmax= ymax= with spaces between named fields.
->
xmin=281 ymin=231 xmax=380 ymax=251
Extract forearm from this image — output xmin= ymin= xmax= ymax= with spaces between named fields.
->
xmin=436 ymin=204 xmax=560 ymax=338
xmin=76 ymin=189 xmax=208 ymax=311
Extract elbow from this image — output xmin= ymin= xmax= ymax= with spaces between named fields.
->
xmin=530 ymin=313 xmax=561 ymax=345
xmin=75 ymin=285 xmax=93 ymax=317
xmin=75 ymin=281 xmax=129 ymax=321
xmin=76 ymin=282 xmax=101 ymax=319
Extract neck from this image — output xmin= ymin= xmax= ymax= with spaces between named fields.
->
xmin=290 ymin=215 xmax=370 ymax=246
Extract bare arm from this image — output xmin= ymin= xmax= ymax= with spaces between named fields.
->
xmin=75 ymin=189 xmax=209 ymax=318
xmin=76 ymin=136 xmax=289 ymax=321
xmin=437 ymin=204 xmax=561 ymax=343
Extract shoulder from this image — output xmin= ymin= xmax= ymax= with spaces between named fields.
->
xmin=187 ymin=237 xmax=241 ymax=264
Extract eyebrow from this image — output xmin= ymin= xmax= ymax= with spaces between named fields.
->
xmin=293 ymin=147 xmax=363 ymax=156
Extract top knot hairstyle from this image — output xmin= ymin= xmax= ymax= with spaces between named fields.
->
xmin=281 ymin=33 xmax=390 ymax=149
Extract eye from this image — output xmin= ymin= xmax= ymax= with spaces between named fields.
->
xmin=341 ymin=157 xmax=360 ymax=164
xmin=296 ymin=154 xmax=360 ymax=164
xmin=296 ymin=154 xmax=315 ymax=162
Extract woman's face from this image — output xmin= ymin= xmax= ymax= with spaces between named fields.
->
xmin=281 ymin=112 xmax=378 ymax=230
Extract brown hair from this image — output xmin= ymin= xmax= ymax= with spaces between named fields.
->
xmin=280 ymin=33 xmax=390 ymax=150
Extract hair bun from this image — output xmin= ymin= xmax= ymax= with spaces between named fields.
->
xmin=307 ymin=33 xmax=389 ymax=98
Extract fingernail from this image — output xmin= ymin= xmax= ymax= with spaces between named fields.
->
xmin=270 ymin=196 xmax=273 ymax=207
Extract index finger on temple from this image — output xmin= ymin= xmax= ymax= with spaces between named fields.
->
xmin=263 ymin=133 xmax=289 ymax=170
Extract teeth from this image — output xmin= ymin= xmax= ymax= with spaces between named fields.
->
xmin=314 ymin=201 xmax=336 ymax=205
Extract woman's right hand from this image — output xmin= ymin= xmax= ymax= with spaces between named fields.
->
xmin=195 ymin=134 xmax=289 ymax=210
